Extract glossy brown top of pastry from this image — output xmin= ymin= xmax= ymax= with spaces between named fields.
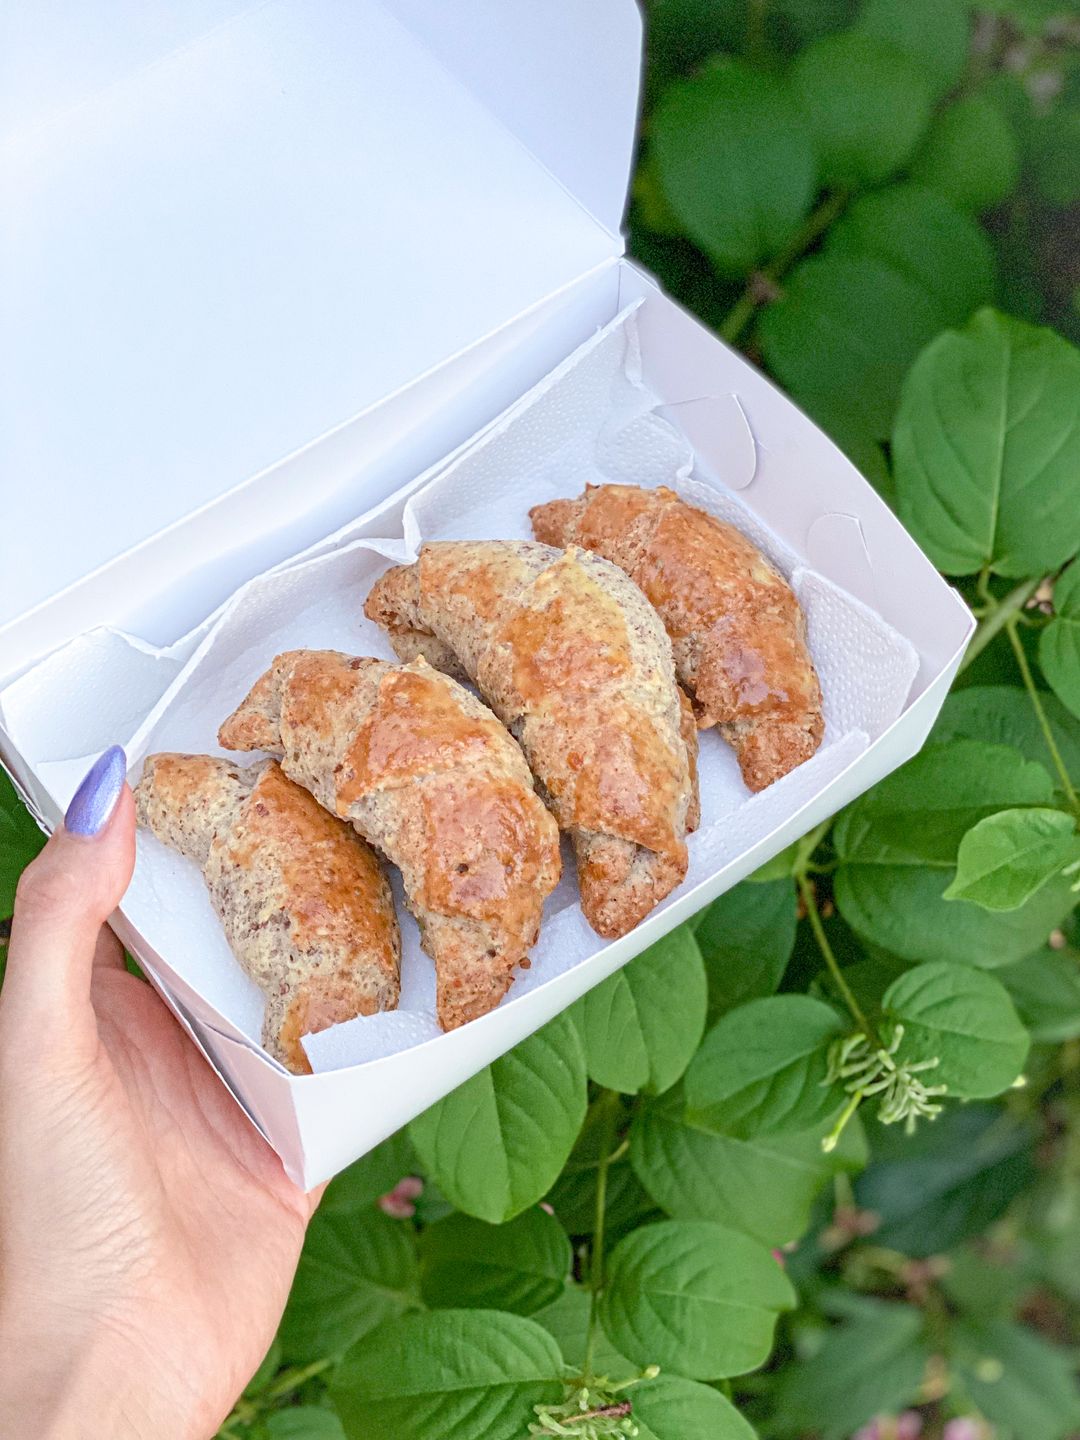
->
xmin=365 ymin=541 xmax=696 ymax=936
xmin=218 ymin=650 xmax=561 ymax=1029
xmin=531 ymin=485 xmax=824 ymax=791
xmin=338 ymin=662 xmax=558 ymax=934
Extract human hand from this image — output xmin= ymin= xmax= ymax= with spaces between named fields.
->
xmin=0 ymin=749 xmax=320 ymax=1440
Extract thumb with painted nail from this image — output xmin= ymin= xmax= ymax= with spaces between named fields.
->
xmin=0 ymin=745 xmax=134 ymax=1042
xmin=0 ymin=749 xmax=320 ymax=1438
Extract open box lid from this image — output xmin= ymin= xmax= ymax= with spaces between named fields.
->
xmin=0 ymin=0 xmax=640 ymax=629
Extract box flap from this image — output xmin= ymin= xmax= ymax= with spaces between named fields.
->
xmin=388 ymin=0 xmax=642 ymax=239
xmin=1 ymin=0 xmax=634 ymax=629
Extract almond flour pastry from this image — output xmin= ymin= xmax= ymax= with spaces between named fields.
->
xmin=364 ymin=541 xmax=698 ymax=938
xmin=134 ymin=754 xmax=400 ymax=1074
xmin=218 ymin=650 xmax=561 ymax=1029
xmin=531 ymin=484 xmax=824 ymax=791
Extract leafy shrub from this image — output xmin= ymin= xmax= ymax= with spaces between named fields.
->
xmin=4 ymin=2 xmax=1080 ymax=1436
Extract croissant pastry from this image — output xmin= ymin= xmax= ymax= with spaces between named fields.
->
xmin=134 ymin=754 xmax=400 ymax=1074
xmin=218 ymin=650 xmax=561 ymax=1029
xmin=531 ymin=484 xmax=824 ymax=791
xmin=364 ymin=541 xmax=698 ymax=938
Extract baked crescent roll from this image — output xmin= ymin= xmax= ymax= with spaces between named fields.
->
xmin=218 ymin=651 xmax=561 ymax=1029
xmin=134 ymin=754 xmax=400 ymax=1074
xmin=531 ymin=485 xmax=824 ymax=791
xmin=364 ymin=542 xmax=697 ymax=938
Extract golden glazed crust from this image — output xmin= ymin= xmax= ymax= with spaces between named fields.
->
xmin=218 ymin=650 xmax=561 ymax=1029
xmin=364 ymin=541 xmax=697 ymax=937
xmin=531 ymin=485 xmax=824 ymax=791
xmin=134 ymin=754 xmax=400 ymax=1074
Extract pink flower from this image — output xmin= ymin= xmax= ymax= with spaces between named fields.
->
xmin=853 ymin=1421 xmax=883 ymax=1440
xmin=772 ymin=1248 xmax=786 ymax=1267
xmin=378 ymin=1174 xmax=424 ymax=1218
xmin=852 ymin=1414 xmax=922 ymax=1440
xmin=944 ymin=1421 xmax=991 ymax=1440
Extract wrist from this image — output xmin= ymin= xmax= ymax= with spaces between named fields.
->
xmin=0 ymin=1307 xmax=209 ymax=1440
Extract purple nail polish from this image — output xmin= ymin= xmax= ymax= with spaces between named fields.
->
xmin=65 ymin=746 xmax=127 ymax=836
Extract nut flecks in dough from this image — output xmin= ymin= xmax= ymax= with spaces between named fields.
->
xmin=218 ymin=650 xmax=561 ymax=1030
xmin=134 ymin=754 xmax=400 ymax=1074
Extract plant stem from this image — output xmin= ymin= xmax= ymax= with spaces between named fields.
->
xmin=718 ymin=288 xmax=762 ymax=349
xmin=719 ymin=190 xmax=849 ymax=346
xmin=958 ymin=576 xmax=1041 ymax=673
xmin=746 ymin=0 xmax=769 ymax=63
xmin=262 ymin=1357 xmax=333 ymax=1401
xmin=794 ymin=819 xmax=832 ymax=872
xmin=1005 ymin=617 xmax=1080 ymax=817
xmin=216 ymin=1358 xmax=334 ymax=1436
xmin=583 ymin=1090 xmax=621 ymax=1383
xmin=796 ymin=870 xmax=874 ymax=1040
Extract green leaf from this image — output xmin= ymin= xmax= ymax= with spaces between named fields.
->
xmin=882 ymin=961 xmax=1030 ymax=1098
xmin=418 ymin=1207 xmax=570 ymax=1316
xmin=910 ymin=93 xmax=1021 ymax=212
xmin=1026 ymin=1214 xmax=1080 ymax=1311
xmin=932 ymin=685 xmax=1080 ymax=778
xmin=331 ymin=1310 xmax=563 ymax=1440
xmin=812 ymin=952 xmax=910 ymax=1024
xmin=684 ymin=995 xmax=846 ymax=1137
xmin=772 ymin=1302 xmax=929 ymax=1440
xmin=279 ymin=1208 xmax=419 ymax=1363
xmin=772 ymin=0 xmax=859 ymax=45
xmin=630 ymin=1088 xmax=852 ymax=1247
xmin=835 ymin=860 xmax=1078 ymax=968
xmin=1041 ymin=563 xmax=1080 ymax=720
xmin=833 ymin=740 xmax=1075 ymax=965
xmin=572 ymin=927 xmax=707 ymax=1095
xmin=694 ymin=879 xmax=796 ymax=1022
xmin=632 ymin=149 xmax=683 ymax=237
xmin=817 ymin=414 xmax=897 ymax=509
xmin=893 ymin=309 xmax=1080 ymax=578
xmin=791 ymin=31 xmax=934 ymax=188
xmin=999 ymin=944 xmax=1080 ymax=1043
xmin=833 ymin=740 xmax=1055 ymax=869
xmin=0 ymin=770 xmax=45 ymax=919
xmin=408 ymin=1013 xmax=587 ymax=1224
xmin=600 ymin=1220 xmax=795 ymax=1380
xmin=264 ymin=1411 xmax=346 ymax=1440
xmin=1028 ymin=106 xmax=1080 ymax=207
xmin=746 ymin=841 xmax=801 ymax=882
xmin=546 ymin=1092 xmax=657 ymax=1238
xmin=547 ymin=1151 xmax=656 ymax=1240
xmin=651 ymin=59 xmax=818 ymax=277
xmin=855 ymin=1103 xmax=1037 ymax=1257
xmin=759 ymin=254 xmax=951 ymax=441
xmin=632 ymin=1375 xmax=758 ymax=1440
xmin=531 ymin=1283 xmax=636 ymax=1378
xmin=953 ymin=1319 xmax=1080 ymax=1440
xmin=642 ymin=0 xmax=749 ymax=94
xmin=319 ymin=1128 xmax=418 ymax=1215
xmin=856 ymin=0 xmax=970 ymax=100
xmin=941 ymin=1245 xmax=1031 ymax=1319
xmin=945 ymin=808 xmax=1080 ymax=912
xmin=824 ymin=183 xmax=997 ymax=326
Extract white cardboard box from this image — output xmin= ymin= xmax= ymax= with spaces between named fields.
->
xmin=0 ymin=0 xmax=974 ymax=1188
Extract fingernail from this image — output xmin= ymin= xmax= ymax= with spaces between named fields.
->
xmin=65 ymin=746 xmax=127 ymax=836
